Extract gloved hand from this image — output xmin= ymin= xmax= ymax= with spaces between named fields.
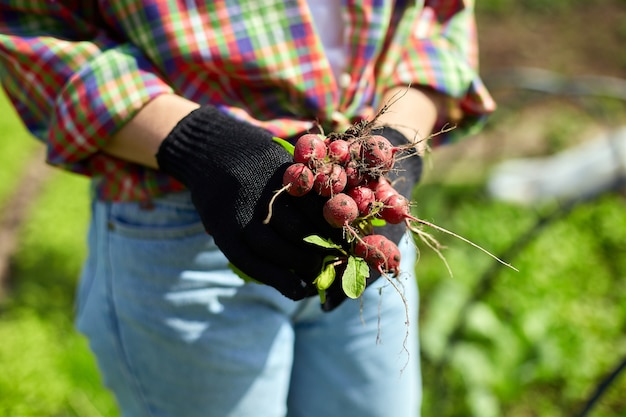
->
xmin=321 ymin=126 xmax=423 ymax=311
xmin=372 ymin=126 xmax=423 ymax=244
xmin=156 ymin=105 xmax=340 ymax=300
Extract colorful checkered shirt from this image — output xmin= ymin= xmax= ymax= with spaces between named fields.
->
xmin=0 ymin=0 xmax=495 ymax=201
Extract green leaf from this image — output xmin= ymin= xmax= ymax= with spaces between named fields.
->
xmin=317 ymin=289 xmax=327 ymax=304
xmin=272 ymin=136 xmax=295 ymax=155
xmin=355 ymin=256 xmax=370 ymax=277
xmin=228 ymin=263 xmax=262 ymax=284
xmin=341 ymin=256 xmax=369 ymax=299
xmin=303 ymin=235 xmax=344 ymax=250
xmin=369 ymin=218 xmax=387 ymax=227
xmin=313 ymin=256 xmax=337 ymax=291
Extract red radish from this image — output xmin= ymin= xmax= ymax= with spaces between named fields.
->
xmin=354 ymin=234 xmax=401 ymax=275
xmin=348 ymin=139 xmax=362 ymax=160
xmin=346 ymin=186 xmax=376 ymax=216
xmin=314 ymin=163 xmax=347 ymax=197
xmin=323 ymin=193 xmax=359 ymax=228
xmin=345 ymin=160 xmax=364 ymax=188
xmin=380 ymin=194 xmax=410 ymax=224
xmin=327 ymin=139 xmax=351 ymax=165
xmin=361 ymin=135 xmax=397 ymax=174
xmin=293 ymin=133 xmax=327 ymax=168
xmin=282 ymin=163 xmax=314 ymax=197
xmin=370 ymin=177 xmax=399 ymax=203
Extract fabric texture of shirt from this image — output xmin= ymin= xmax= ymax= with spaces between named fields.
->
xmin=0 ymin=0 xmax=495 ymax=201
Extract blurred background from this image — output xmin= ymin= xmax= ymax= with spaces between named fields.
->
xmin=1 ymin=1 xmax=625 ymax=416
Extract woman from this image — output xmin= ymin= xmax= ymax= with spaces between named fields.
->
xmin=0 ymin=1 xmax=494 ymax=416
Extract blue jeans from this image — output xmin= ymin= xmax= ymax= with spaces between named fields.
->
xmin=75 ymin=191 xmax=421 ymax=417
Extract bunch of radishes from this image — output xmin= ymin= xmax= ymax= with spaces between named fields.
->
xmin=269 ymin=126 xmax=517 ymax=303
xmin=267 ymin=129 xmax=425 ymax=300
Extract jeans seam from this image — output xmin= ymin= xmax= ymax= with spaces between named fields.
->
xmin=75 ymin=200 xmax=98 ymax=317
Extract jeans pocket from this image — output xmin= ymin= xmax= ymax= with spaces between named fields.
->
xmin=108 ymin=192 xmax=206 ymax=240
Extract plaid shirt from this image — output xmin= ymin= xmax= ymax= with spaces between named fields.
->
xmin=0 ymin=0 xmax=495 ymax=201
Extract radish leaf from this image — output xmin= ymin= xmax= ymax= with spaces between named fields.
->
xmin=272 ymin=136 xmax=295 ymax=155
xmin=369 ymin=218 xmax=386 ymax=227
xmin=313 ymin=256 xmax=337 ymax=291
xmin=228 ymin=263 xmax=262 ymax=284
xmin=342 ymin=255 xmax=369 ymax=299
xmin=304 ymin=235 xmax=344 ymax=251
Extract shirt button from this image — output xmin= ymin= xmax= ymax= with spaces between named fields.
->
xmin=339 ymin=72 xmax=351 ymax=89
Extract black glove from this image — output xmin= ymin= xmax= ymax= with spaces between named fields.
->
xmin=373 ymin=126 xmax=423 ymax=244
xmin=156 ymin=105 xmax=340 ymax=300
xmin=321 ymin=126 xmax=423 ymax=311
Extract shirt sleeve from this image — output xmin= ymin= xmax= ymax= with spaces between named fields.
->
xmin=0 ymin=2 xmax=173 ymax=178
xmin=390 ymin=0 xmax=496 ymax=144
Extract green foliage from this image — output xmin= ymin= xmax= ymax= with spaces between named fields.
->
xmin=415 ymin=184 xmax=626 ymax=417
xmin=0 ymin=96 xmax=117 ymax=416
xmin=0 ymin=311 xmax=117 ymax=417
xmin=8 ymin=172 xmax=90 ymax=315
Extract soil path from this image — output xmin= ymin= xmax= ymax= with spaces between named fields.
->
xmin=0 ymin=147 xmax=52 ymax=299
